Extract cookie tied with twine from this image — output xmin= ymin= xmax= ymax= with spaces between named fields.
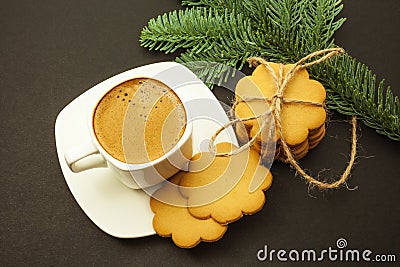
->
xmin=208 ymin=48 xmax=358 ymax=190
xmin=235 ymin=58 xmax=327 ymax=162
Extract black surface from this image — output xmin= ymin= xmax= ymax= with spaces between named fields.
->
xmin=1 ymin=0 xmax=399 ymax=266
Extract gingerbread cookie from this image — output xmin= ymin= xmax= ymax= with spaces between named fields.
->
xmin=179 ymin=142 xmax=273 ymax=224
xmin=150 ymin=173 xmax=227 ymax=248
xmin=234 ymin=62 xmax=327 ymax=161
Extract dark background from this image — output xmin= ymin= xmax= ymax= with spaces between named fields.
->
xmin=1 ymin=0 xmax=399 ymax=266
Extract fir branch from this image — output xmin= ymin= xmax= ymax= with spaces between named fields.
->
xmin=141 ymin=7 xmax=278 ymax=76
xmin=312 ymin=56 xmax=400 ymax=140
xmin=139 ymin=0 xmax=400 ymax=140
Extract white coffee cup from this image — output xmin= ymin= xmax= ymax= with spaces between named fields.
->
xmin=64 ymin=62 xmax=202 ymax=189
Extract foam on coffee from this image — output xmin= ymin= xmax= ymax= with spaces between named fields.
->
xmin=93 ymin=78 xmax=186 ymax=163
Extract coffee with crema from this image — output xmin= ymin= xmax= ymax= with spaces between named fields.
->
xmin=93 ymin=78 xmax=186 ymax=164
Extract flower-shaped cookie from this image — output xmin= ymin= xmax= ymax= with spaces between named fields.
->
xmin=235 ymin=62 xmax=326 ymax=147
xmin=150 ymin=173 xmax=227 ymax=248
xmin=179 ymin=142 xmax=273 ymax=224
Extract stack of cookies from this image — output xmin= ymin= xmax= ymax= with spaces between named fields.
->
xmin=150 ymin=142 xmax=273 ymax=248
xmin=234 ymin=62 xmax=327 ymax=162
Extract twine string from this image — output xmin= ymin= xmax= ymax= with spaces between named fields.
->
xmin=208 ymin=47 xmax=358 ymax=190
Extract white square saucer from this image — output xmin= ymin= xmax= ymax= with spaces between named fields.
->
xmin=55 ymin=62 xmax=237 ymax=238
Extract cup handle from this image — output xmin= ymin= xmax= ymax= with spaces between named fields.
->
xmin=64 ymin=142 xmax=108 ymax=172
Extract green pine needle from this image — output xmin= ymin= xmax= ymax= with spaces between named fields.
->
xmin=140 ymin=0 xmax=400 ymax=141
